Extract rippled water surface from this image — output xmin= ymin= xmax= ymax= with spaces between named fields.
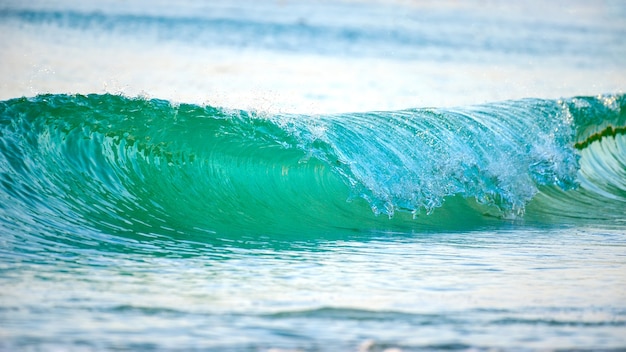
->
xmin=3 ymin=227 xmax=626 ymax=350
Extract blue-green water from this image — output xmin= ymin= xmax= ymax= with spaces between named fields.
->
xmin=1 ymin=1 xmax=626 ymax=351
xmin=1 ymin=93 xmax=625 ymax=351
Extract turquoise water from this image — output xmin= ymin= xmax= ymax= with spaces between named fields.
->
xmin=2 ymin=93 xmax=625 ymax=351
xmin=1 ymin=1 xmax=626 ymax=351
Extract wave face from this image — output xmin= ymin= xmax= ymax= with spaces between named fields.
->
xmin=1 ymin=94 xmax=625 ymax=246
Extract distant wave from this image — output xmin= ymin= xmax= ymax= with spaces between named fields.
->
xmin=1 ymin=6 xmax=618 ymax=63
xmin=0 ymin=94 xmax=624 ymax=249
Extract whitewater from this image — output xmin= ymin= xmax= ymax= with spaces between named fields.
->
xmin=1 ymin=0 xmax=625 ymax=351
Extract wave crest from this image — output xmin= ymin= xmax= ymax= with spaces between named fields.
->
xmin=1 ymin=93 xmax=624 ymax=244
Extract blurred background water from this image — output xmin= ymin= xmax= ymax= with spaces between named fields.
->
xmin=1 ymin=0 xmax=625 ymax=112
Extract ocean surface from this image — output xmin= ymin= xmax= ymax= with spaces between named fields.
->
xmin=1 ymin=0 xmax=626 ymax=351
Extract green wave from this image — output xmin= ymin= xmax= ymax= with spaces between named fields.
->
xmin=574 ymin=125 xmax=626 ymax=150
xmin=0 ymin=93 xmax=624 ymax=249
